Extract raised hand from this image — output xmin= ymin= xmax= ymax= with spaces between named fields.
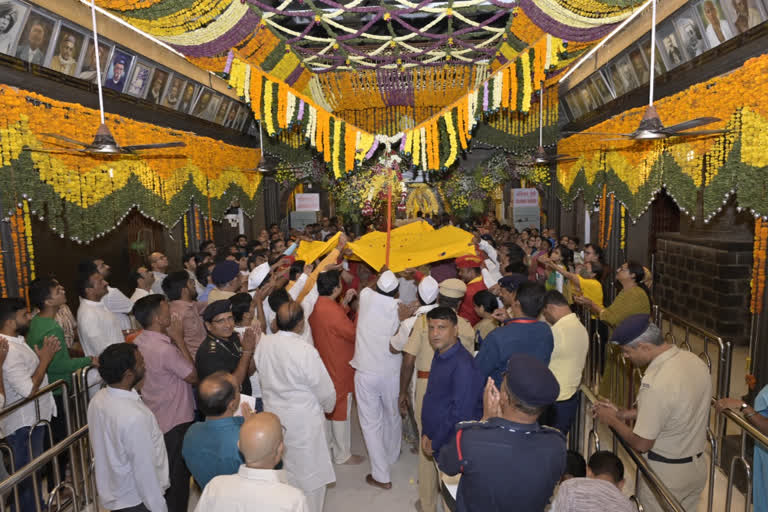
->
xmin=342 ymin=289 xmax=357 ymax=306
xmin=35 ymin=336 xmax=60 ymax=365
xmin=241 ymin=326 xmax=260 ymax=353
xmin=168 ymin=313 xmax=184 ymax=343
xmin=482 ymin=377 xmax=502 ymax=420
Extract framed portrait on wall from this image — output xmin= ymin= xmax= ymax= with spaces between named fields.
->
xmin=162 ymin=76 xmax=185 ymax=108
xmin=77 ymin=37 xmax=111 ymax=82
xmin=721 ymin=0 xmax=767 ymax=33
xmin=639 ymin=37 xmax=666 ymax=77
xmin=126 ymin=60 xmax=152 ymax=98
xmin=177 ymin=82 xmax=199 ymax=113
xmin=590 ymin=72 xmax=614 ymax=104
xmin=674 ymin=7 xmax=710 ymax=60
xmin=234 ymin=106 xmax=250 ymax=130
xmin=147 ymin=68 xmax=169 ymax=104
xmin=191 ymin=88 xmax=218 ymax=119
xmin=14 ymin=10 xmax=55 ymax=66
xmin=606 ymin=55 xmax=639 ymax=97
xmin=214 ymin=98 xmax=233 ymax=125
xmin=47 ymin=25 xmax=84 ymax=76
xmin=564 ymin=90 xmax=584 ymax=119
xmin=696 ymin=0 xmax=736 ymax=47
xmin=104 ymin=48 xmax=133 ymax=92
xmin=627 ymin=46 xmax=650 ymax=85
xmin=0 ymin=1 xmax=30 ymax=56
xmin=655 ymin=21 xmax=686 ymax=69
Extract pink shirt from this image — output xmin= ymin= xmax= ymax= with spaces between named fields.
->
xmin=134 ymin=329 xmax=195 ymax=433
xmin=169 ymin=300 xmax=208 ymax=360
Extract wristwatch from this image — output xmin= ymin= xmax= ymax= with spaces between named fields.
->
xmin=739 ymin=402 xmax=749 ymax=412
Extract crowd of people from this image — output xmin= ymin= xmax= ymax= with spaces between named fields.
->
xmin=0 ymin=214 xmax=763 ymax=512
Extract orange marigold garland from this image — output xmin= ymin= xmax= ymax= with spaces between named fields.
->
xmin=605 ymin=194 xmax=615 ymax=244
xmin=0 ymin=221 xmax=6 ymax=297
xmin=750 ymin=218 xmax=767 ymax=314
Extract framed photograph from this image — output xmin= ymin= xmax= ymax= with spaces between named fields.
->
xmin=125 ymin=60 xmax=152 ymax=98
xmin=696 ymin=0 xmax=736 ymax=47
xmin=104 ymin=48 xmax=132 ymax=92
xmin=564 ymin=91 xmax=584 ymax=119
xmin=655 ymin=22 xmax=686 ymax=69
xmin=627 ymin=46 xmax=650 ymax=85
xmin=203 ymin=94 xmax=223 ymax=121
xmin=639 ymin=37 xmax=666 ymax=77
xmin=14 ymin=11 xmax=55 ymax=66
xmin=214 ymin=98 xmax=233 ymax=125
xmin=146 ymin=68 xmax=169 ymax=104
xmin=177 ymin=82 xmax=198 ymax=113
xmin=191 ymin=88 xmax=217 ymax=119
xmin=606 ymin=55 xmax=639 ymax=97
xmin=234 ymin=106 xmax=250 ymax=130
xmin=47 ymin=25 xmax=84 ymax=76
xmin=162 ymin=76 xmax=185 ymax=108
xmin=76 ymin=37 xmax=111 ymax=82
xmin=0 ymin=1 xmax=30 ymax=56
xmin=721 ymin=0 xmax=766 ymax=33
xmin=223 ymin=103 xmax=239 ymax=128
xmin=674 ymin=7 xmax=710 ymax=60
xmin=590 ymin=72 xmax=614 ymax=103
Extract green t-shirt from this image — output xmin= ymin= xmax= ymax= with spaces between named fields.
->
xmin=26 ymin=315 xmax=92 ymax=395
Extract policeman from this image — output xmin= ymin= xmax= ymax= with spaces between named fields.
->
xmin=592 ymin=314 xmax=710 ymax=512
xmin=196 ymin=299 xmax=256 ymax=396
xmin=437 ymin=353 xmax=566 ymax=512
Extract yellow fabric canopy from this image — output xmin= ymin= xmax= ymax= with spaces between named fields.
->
xmin=347 ymin=222 xmax=475 ymax=272
xmin=296 ymin=232 xmax=341 ymax=264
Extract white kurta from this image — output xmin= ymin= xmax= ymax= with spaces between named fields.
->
xmin=351 ymin=288 xmax=403 ymax=483
xmin=195 ymin=466 xmax=308 ymax=512
xmin=390 ymin=304 xmax=438 ymax=352
xmin=77 ymin=297 xmax=124 ymax=357
xmin=255 ymin=331 xmax=336 ymax=493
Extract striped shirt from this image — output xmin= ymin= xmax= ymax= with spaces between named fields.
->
xmin=550 ymin=478 xmax=635 ymax=512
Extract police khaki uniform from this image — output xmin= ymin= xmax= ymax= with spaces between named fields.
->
xmin=609 ymin=315 xmax=711 ymax=512
xmin=403 ymin=278 xmax=474 ymax=512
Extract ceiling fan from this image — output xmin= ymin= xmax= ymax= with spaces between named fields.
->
xmin=533 ymin=84 xmax=576 ymax=164
xmin=564 ymin=0 xmax=728 ymax=142
xmin=23 ymin=0 xmax=185 ymax=156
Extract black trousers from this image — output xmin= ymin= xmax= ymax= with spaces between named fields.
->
xmin=164 ymin=421 xmax=192 ymax=512
xmin=112 ymin=504 xmax=150 ymax=512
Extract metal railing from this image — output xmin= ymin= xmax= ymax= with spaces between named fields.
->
xmin=573 ymin=300 xmax=768 ymax=512
xmin=0 ymin=366 xmax=101 ymax=512
xmin=578 ymin=385 xmax=686 ymax=512
xmin=716 ymin=399 xmax=768 ymax=512
xmin=0 ymin=426 xmax=88 ymax=512
xmin=0 ymin=379 xmax=71 ymax=512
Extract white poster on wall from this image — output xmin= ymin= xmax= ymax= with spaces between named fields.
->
xmin=511 ymin=188 xmax=540 ymax=232
xmin=295 ymin=193 xmax=320 ymax=211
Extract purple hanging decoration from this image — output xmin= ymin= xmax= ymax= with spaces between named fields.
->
xmin=224 ymin=50 xmax=235 ymax=74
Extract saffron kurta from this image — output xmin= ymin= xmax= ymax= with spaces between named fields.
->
xmin=308 ymin=296 xmax=356 ymax=421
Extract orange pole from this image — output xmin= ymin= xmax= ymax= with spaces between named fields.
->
xmin=385 ymin=180 xmax=392 ymax=268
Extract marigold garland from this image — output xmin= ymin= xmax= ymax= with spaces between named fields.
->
xmin=750 ymin=218 xmax=767 ymax=314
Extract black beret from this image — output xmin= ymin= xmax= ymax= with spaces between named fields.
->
xmin=504 ymin=354 xmax=559 ymax=407
xmin=610 ymin=314 xmax=651 ymax=345
xmin=498 ymin=274 xmax=527 ymax=292
xmin=211 ymin=260 xmax=240 ymax=286
xmin=202 ymin=299 xmax=231 ymax=323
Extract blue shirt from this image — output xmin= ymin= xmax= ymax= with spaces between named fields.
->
xmin=753 ymin=385 xmax=768 ymax=512
xmin=438 ymin=417 xmax=566 ymax=512
xmin=475 ymin=318 xmax=553 ymax=387
xmin=182 ymin=416 xmax=244 ymax=488
xmin=198 ymin=283 xmax=216 ymax=304
xmin=421 ymin=342 xmax=484 ymax=455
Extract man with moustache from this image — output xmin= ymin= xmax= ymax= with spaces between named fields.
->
xmin=50 ymin=32 xmax=78 ymax=75
xmin=15 ymin=19 xmax=47 ymax=65
xmin=105 ymin=56 xmax=127 ymax=91
xmin=88 ymin=343 xmax=170 ymax=512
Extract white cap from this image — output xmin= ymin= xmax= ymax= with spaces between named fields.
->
xmin=418 ymin=276 xmax=439 ymax=304
xmin=248 ymin=262 xmax=270 ymax=291
xmin=377 ymin=271 xmax=399 ymax=293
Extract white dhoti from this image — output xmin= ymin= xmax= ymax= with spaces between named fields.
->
xmin=305 ymin=485 xmax=327 ymax=512
xmin=355 ymin=371 xmax=402 ymax=483
xmin=326 ymin=392 xmax=353 ymax=465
